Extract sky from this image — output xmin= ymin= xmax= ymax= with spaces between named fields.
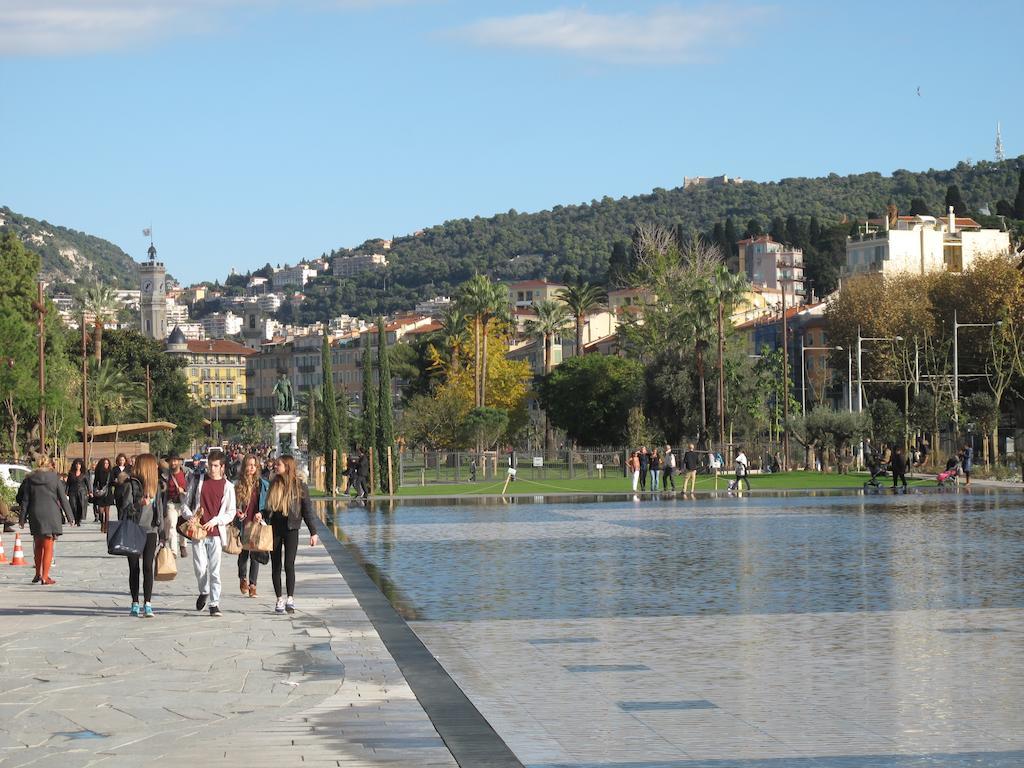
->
xmin=1 ymin=0 xmax=1022 ymax=284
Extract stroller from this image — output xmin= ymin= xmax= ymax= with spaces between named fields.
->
xmin=864 ymin=454 xmax=886 ymax=490
xmin=937 ymin=458 xmax=960 ymax=487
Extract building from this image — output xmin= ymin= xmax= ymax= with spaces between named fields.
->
xmin=737 ymin=236 xmax=804 ymax=304
xmin=607 ymin=286 xmax=656 ymax=316
xmin=256 ymin=293 xmax=282 ymax=313
xmin=179 ymin=285 xmax=208 ymax=306
xmin=202 ymin=311 xmax=243 ymax=339
xmin=166 ymin=329 xmax=256 ymax=417
xmin=139 ymin=243 xmax=167 ymax=340
xmin=414 ymin=296 xmax=453 ymax=316
xmin=271 ymin=265 xmax=318 ymax=290
xmin=683 ymin=175 xmax=743 ymax=188
xmin=177 ymin=322 xmax=205 ymax=340
xmin=332 ymin=253 xmax=388 ymax=278
xmin=845 ymin=208 xmax=1011 ymax=278
xmin=507 ymin=279 xmax=566 ymax=310
xmin=166 ymin=297 xmax=189 ymax=327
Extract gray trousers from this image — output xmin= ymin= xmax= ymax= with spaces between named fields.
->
xmin=192 ymin=536 xmax=223 ymax=607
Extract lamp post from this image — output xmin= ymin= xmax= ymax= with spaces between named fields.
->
xmin=855 ymin=328 xmax=903 ymax=468
xmin=952 ymin=310 xmax=1000 ymax=432
xmin=800 ymin=340 xmax=845 ymax=416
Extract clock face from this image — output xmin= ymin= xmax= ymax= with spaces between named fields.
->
xmin=143 ymin=280 xmax=153 ymax=292
xmin=157 ymin=281 xmax=164 ymax=293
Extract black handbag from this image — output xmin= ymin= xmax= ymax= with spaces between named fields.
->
xmin=107 ymin=517 xmax=147 ymax=557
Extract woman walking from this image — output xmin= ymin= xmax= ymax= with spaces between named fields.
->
xmin=235 ymin=454 xmax=269 ymax=598
xmin=262 ymin=455 xmax=319 ymax=614
xmin=649 ymin=449 xmax=662 ymax=492
xmin=91 ymin=458 xmax=113 ymax=523
xmin=628 ymin=451 xmax=640 ymax=492
xmin=16 ymin=456 xmax=72 ymax=585
xmin=114 ymin=453 xmax=166 ymax=618
xmin=65 ymin=459 xmax=91 ymax=526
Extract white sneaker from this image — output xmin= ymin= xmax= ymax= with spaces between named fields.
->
xmin=275 ymin=597 xmax=285 ymax=614
xmin=285 ymin=596 xmax=295 ymax=614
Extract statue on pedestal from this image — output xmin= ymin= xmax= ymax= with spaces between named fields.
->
xmin=272 ymin=373 xmax=294 ymax=413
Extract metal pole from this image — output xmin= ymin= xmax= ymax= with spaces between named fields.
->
xmin=36 ymin=282 xmax=46 ymax=456
xmin=780 ymin=282 xmax=789 ymax=469
xmin=856 ymin=327 xmax=863 ymax=413
xmin=847 ymin=348 xmax=853 ymax=413
xmin=717 ymin=299 xmax=725 ymax=452
xmin=800 ymin=336 xmax=806 ymax=417
xmin=952 ymin=309 xmax=959 ymax=432
xmin=82 ymin=314 xmax=90 ymax=471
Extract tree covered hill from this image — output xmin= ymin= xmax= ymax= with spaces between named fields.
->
xmin=0 ymin=206 xmax=138 ymax=287
xmin=294 ymin=157 xmax=1024 ymax=322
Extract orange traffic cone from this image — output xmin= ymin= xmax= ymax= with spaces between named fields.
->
xmin=0 ymin=534 xmax=7 ymax=564
xmin=10 ymin=532 xmax=27 ymax=566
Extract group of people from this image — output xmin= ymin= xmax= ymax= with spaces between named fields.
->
xmin=15 ymin=449 xmax=319 ymax=618
xmin=342 ymin=446 xmax=374 ymax=499
xmin=626 ymin=444 xmax=706 ymax=493
xmin=864 ymin=439 xmax=973 ymax=490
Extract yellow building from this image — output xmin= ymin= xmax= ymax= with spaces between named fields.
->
xmin=166 ymin=328 xmax=256 ymax=418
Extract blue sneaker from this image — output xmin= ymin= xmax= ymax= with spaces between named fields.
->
xmin=129 ymin=603 xmax=140 ymax=617
xmin=143 ymin=604 xmax=154 ymax=618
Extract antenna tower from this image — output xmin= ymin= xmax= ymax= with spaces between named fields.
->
xmin=995 ymin=122 xmax=1005 ymax=162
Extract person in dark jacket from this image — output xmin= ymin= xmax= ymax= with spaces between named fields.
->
xmin=16 ymin=456 xmax=72 ymax=585
xmin=65 ymin=459 xmax=91 ymax=526
xmin=355 ymin=447 xmax=370 ymax=499
xmin=891 ymin=448 xmax=908 ymax=491
xmin=91 ymin=457 xmax=113 ymax=523
xmin=638 ymin=447 xmax=650 ymax=491
xmin=262 ymin=455 xmax=319 ymax=614
xmin=115 ymin=453 xmax=166 ymax=617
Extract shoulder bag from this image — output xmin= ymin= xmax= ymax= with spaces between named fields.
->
xmin=155 ymin=544 xmax=177 ymax=580
xmin=107 ymin=516 xmax=147 ymax=557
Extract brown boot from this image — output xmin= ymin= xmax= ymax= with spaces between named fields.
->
xmin=240 ymin=578 xmax=249 ymax=595
xmin=248 ymin=584 xmax=257 ymax=598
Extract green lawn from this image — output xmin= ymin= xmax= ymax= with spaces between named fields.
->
xmin=383 ymin=470 xmax=933 ymax=497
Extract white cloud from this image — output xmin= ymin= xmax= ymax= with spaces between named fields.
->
xmin=449 ymin=5 xmax=772 ymax=64
xmin=0 ymin=0 xmax=413 ymax=56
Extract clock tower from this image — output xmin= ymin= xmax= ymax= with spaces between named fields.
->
xmin=139 ymin=242 xmax=167 ymax=340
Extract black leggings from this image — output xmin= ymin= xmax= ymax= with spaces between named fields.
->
xmin=238 ymin=550 xmax=260 ymax=585
xmin=128 ymin=532 xmax=158 ymax=603
xmin=271 ymin=519 xmax=299 ymax=598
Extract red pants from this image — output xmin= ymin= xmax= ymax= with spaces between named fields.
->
xmin=33 ymin=536 xmax=55 ymax=581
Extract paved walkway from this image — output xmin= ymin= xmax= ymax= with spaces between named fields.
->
xmin=0 ymin=525 xmax=459 ymax=768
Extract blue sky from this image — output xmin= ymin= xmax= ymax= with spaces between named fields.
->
xmin=1 ymin=0 xmax=1021 ymax=284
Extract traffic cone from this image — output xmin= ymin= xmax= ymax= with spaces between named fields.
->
xmin=10 ymin=532 xmax=26 ymax=566
xmin=0 ymin=534 xmax=7 ymax=564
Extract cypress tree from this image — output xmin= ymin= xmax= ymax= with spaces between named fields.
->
xmin=320 ymin=335 xmax=342 ymax=492
xmin=909 ymin=197 xmax=929 ymax=216
xmin=607 ymin=241 xmax=629 ymax=286
xmin=944 ymin=185 xmax=968 ymax=216
xmin=376 ymin=317 xmax=395 ymax=493
xmin=360 ymin=337 xmax=379 ymax=491
xmin=723 ymin=218 xmax=738 ymax=257
xmin=1013 ymin=170 xmax=1024 ymax=219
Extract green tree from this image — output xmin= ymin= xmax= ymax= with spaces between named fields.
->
xmin=554 ymin=282 xmax=606 ymax=356
xmin=75 ymin=281 xmax=120 ymax=364
xmin=360 ymin=339 xmax=379 ymax=488
xmin=607 ymin=241 xmax=630 ymax=287
xmin=0 ymin=231 xmax=41 ymax=458
xmin=321 ymin=335 xmax=343 ymax=491
xmin=538 ymin=354 xmax=643 ymax=447
xmin=909 ymin=197 xmax=929 ymax=215
xmin=868 ymin=397 xmax=904 ymax=447
xmin=523 ymin=299 xmax=571 ymax=454
xmin=963 ymin=392 xmax=999 ymax=466
xmin=458 ymin=275 xmax=509 ymax=408
xmin=1014 ymin=169 xmax=1024 ymax=219
xmin=376 ymin=318 xmax=395 ymax=492
xmin=945 ymin=184 xmax=968 ymax=216
xmin=461 ymin=407 xmax=509 ymax=451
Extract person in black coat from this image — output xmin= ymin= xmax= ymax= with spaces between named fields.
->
xmin=891 ymin=448 xmax=908 ymax=491
xmin=261 ymin=455 xmax=319 ymax=614
xmin=91 ymin=458 xmax=113 ymax=523
xmin=65 ymin=459 xmax=91 ymax=526
xmin=355 ymin=447 xmax=370 ymax=499
xmin=17 ymin=456 xmax=72 ymax=585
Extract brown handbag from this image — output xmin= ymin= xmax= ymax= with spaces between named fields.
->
xmin=224 ymin=524 xmax=243 ymax=555
xmin=178 ymin=506 xmax=208 ymax=541
xmin=242 ymin=520 xmax=273 ymax=553
xmin=155 ymin=545 xmax=177 ymax=581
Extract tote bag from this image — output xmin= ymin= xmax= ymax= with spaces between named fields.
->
xmin=155 ymin=545 xmax=177 ymax=581
xmin=242 ymin=521 xmax=273 ymax=553
xmin=107 ymin=517 xmax=147 ymax=557
xmin=224 ymin=524 xmax=243 ymax=555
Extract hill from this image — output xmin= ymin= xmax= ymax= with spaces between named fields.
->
xmin=292 ymin=157 xmax=1024 ymax=322
xmin=0 ymin=206 xmax=138 ymax=287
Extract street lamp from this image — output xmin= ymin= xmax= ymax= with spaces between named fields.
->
xmin=855 ymin=328 xmax=903 ymax=468
xmin=952 ymin=309 xmax=1001 ymax=430
xmin=800 ymin=340 xmax=845 ymax=416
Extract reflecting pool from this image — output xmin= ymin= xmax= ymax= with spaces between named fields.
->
xmin=320 ymin=491 xmax=1024 ymax=767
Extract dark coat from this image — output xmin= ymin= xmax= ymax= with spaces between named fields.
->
xmin=66 ymin=471 xmax=92 ymax=503
xmin=268 ymin=482 xmax=318 ymax=535
xmin=356 ymin=453 xmax=370 ymax=479
xmin=114 ymin=473 xmax=166 ymax=533
xmin=16 ymin=470 xmax=72 ymax=537
xmin=891 ymin=453 xmax=907 ymax=475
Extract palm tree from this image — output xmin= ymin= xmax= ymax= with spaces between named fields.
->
xmin=523 ymin=300 xmax=571 ymax=455
xmin=708 ymin=265 xmax=748 ymax=448
xmin=437 ymin=306 xmax=470 ymax=370
xmin=458 ymin=276 xmax=509 ymax=407
xmin=76 ymin=282 xmax=120 ymax=364
xmin=88 ymin=360 xmax=145 ymax=427
xmin=555 ymin=282 xmax=607 ymax=356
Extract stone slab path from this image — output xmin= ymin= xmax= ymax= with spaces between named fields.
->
xmin=0 ymin=526 xmax=459 ymax=768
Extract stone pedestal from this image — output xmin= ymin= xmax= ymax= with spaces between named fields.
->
xmin=272 ymin=414 xmax=305 ymax=474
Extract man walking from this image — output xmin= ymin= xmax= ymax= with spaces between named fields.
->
xmin=638 ymin=447 xmax=649 ymax=492
xmin=734 ymin=447 xmax=750 ymax=491
xmin=355 ymin=446 xmax=370 ymax=499
xmin=682 ymin=443 xmax=699 ymax=494
xmin=164 ymin=452 xmax=191 ymax=558
xmin=663 ymin=445 xmax=676 ymax=491
xmin=183 ymin=450 xmax=236 ymax=617
xmin=891 ymin=447 xmax=908 ymax=491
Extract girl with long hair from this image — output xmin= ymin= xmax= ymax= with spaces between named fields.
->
xmin=264 ymin=455 xmax=319 ymax=614
xmin=91 ymin=457 xmax=113 ymax=523
xmin=115 ymin=453 xmax=166 ymax=618
xmin=66 ymin=459 xmax=91 ymax=526
xmin=234 ymin=454 xmax=269 ymax=598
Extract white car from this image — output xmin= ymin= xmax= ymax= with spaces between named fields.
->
xmin=0 ymin=464 xmax=31 ymax=492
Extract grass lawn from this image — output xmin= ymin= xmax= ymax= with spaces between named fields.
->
xmin=388 ymin=470 xmax=933 ymax=497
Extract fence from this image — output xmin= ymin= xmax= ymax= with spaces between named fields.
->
xmin=397 ymin=450 xmax=629 ymax=487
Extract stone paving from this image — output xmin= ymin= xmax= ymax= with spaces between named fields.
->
xmin=0 ymin=526 xmax=458 ymax=768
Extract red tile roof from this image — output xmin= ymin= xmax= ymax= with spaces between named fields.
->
xmin=183 ymin=339 xmax=257 ymax=356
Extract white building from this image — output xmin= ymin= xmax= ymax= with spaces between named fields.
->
xmin=177 ymin=322 xmax=206 ymax=340
xmin=845 ymin=208 xmax=1012 ymax=277
xmin=414 ymin=296 xmax=453 ymax=316
xmin=737 ymin=236 xmax=804 ymax=304
xmin=271 ymin=265 xmax=318 ymax=290
xmin=247 ymin=276 xmax=269 ymax=294
xmin=166 ymin=298 xmax=189 ymax=326
xmin=257 ymin=293 xmax=282 ymax=313
xmin=202 ymin=311 xmax=243 ymax=339
xmin=328 ymin=314 xmax=369 ymax=335
xmin=332 ymin=253 xmax=388 ymax=277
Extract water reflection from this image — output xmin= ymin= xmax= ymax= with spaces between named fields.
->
xmin=318 ymin=490 xmax=1024 ymax=622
